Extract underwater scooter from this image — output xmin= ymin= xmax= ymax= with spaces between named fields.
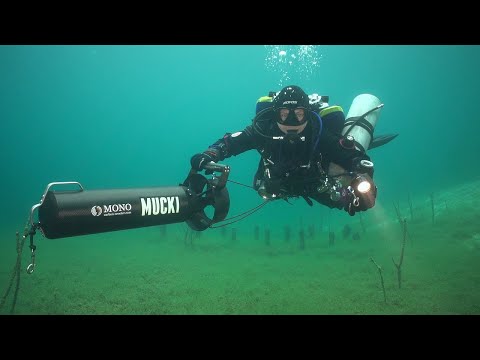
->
xmin=23 ymin=163 xmax=231 ymax=274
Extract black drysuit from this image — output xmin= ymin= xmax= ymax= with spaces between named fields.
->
xmin=197 ymin=110 xmax=372 ymax=209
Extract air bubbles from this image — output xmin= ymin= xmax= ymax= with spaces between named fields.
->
xmin=264 ymin=45 xmax=323 ymax=87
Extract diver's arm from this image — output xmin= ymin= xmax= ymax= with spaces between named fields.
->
xmin=319 ymin=129 xmax=377 ymax=215
xmin=190 ymin=125 xmax=258 ymax=170
xmin=320 ymin=129 xmax=372 ymax=175
xmin=211 ymin=125 xmax=259 ymax=160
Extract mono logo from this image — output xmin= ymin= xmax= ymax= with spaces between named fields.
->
xmin=104 ymin=203 xmax=132 ymax=213
xmin=91 ymin=206 xmax=103 ymax=216
xmin=91 ymin=203 xmax=133 ymax=217
xmin=141 ymin=196 xmax=180 ymax=216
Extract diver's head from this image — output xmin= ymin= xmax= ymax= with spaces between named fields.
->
xmin=272 ymin=85 xmax=311 ymax=134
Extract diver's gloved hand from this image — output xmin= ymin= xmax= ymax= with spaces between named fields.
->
xmin=344 ymin=173 xmax=377 ymax=216
xmin=190 ymin=152 xmax=216 ymax=172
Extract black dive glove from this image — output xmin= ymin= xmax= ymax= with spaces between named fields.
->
xmin=190 ymin=152 xmax=216 ymax=172
xmin=344 ymin=173 xmax=377 ymax=216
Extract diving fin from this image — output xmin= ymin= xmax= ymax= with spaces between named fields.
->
xmin=368 ymin=134 xmax=399 ymax=150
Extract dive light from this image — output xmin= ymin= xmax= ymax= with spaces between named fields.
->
xmin=350 ymin=160 xmax=375 ymax=196
xmin=352 ymin=174 xmax=372 ymax=194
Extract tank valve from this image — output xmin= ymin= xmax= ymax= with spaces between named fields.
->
xmin=340 ymin=135 xmax=355 ymax=149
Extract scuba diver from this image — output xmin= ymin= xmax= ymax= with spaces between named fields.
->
xmin=21 ymin=84 xmax=392 ymax=274
xmin=19 ymin=84 xmax=396 ymax=277
xmin=190 ymin=85 xmax=379 ymax=216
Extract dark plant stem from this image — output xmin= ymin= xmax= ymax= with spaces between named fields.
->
xmin=370 ymin=257 xmax=386 ymax=303
xmin=392 ymin=218 xmax=407 ymax=289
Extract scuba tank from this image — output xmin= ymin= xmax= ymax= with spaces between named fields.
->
xmin=341 ymin=94 xmax=384 ymax=153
